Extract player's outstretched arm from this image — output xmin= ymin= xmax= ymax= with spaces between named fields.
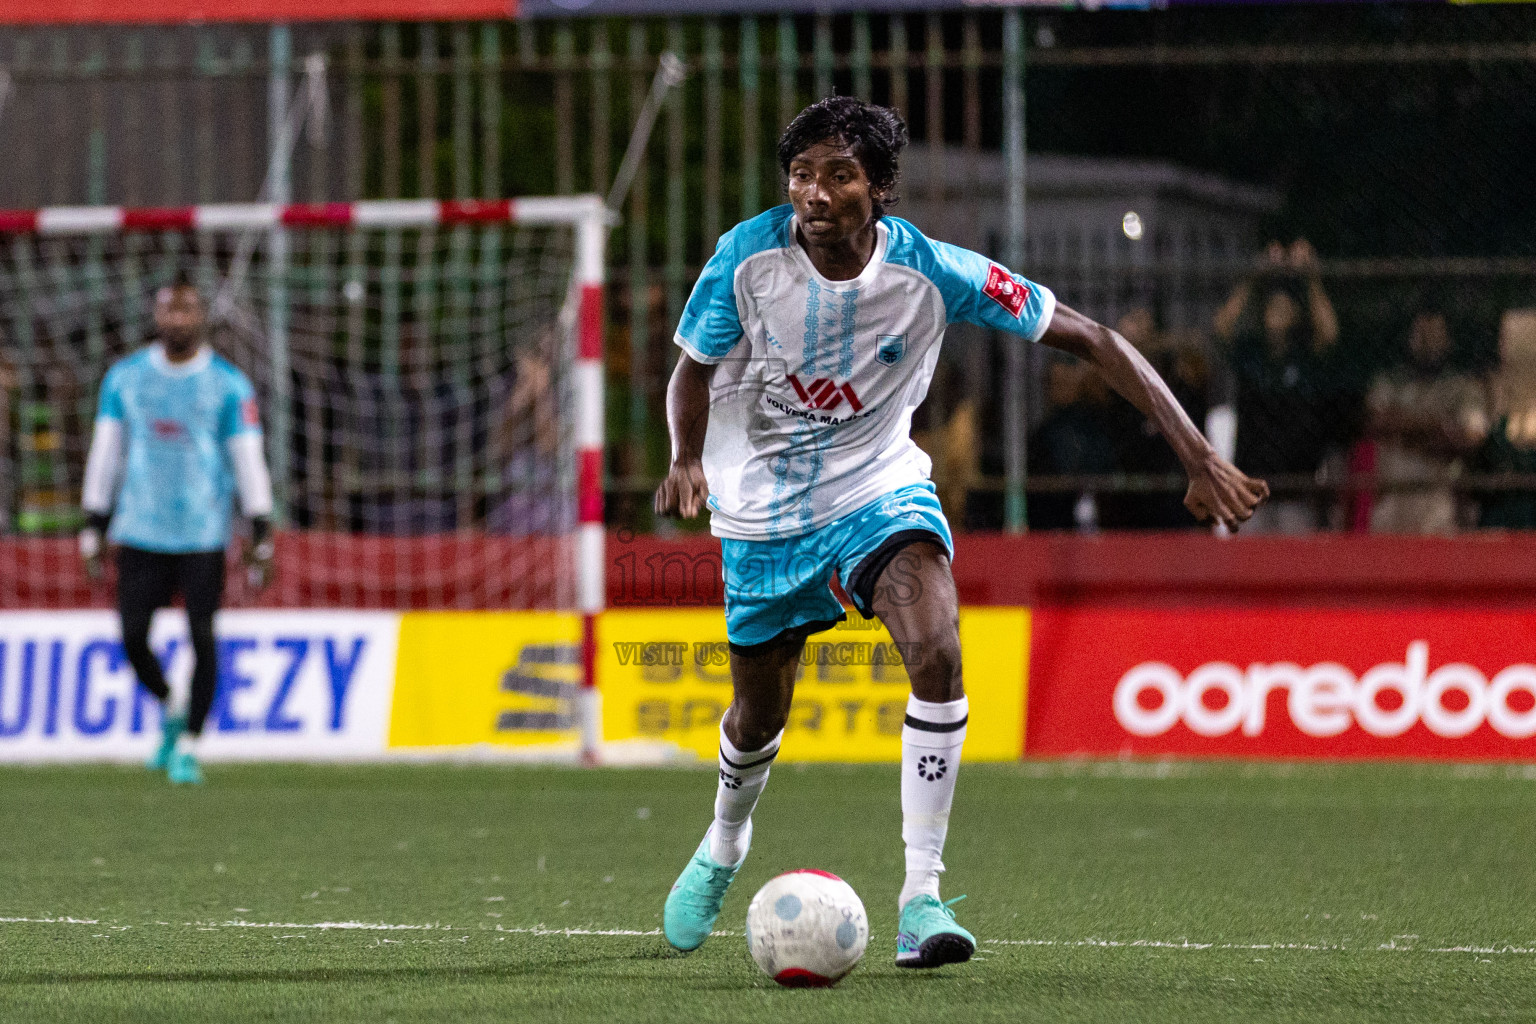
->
xmin=655 ymin=354 xmax=716 ymax=519
xmin=1039 ymin=302 xmax=1270 ymax=531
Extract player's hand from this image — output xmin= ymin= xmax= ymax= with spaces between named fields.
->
xmin=79 ymin=527 xmax=105 ymax=582
xmin=1184 ymin=454 xmax=1269 ymax=532
xmin=244 ymin=516 xmax=276 ymax=592
xmin=654 ymin=458 xmax=711 ymax=519
xmin=244 ymin=521 xmax=278 ymax=592
xmin=244 ymin=538 xmax=276 ymax=591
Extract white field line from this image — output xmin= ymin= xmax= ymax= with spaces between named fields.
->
xmin=982 ymin=937 xmax=1536 ymax=955
xmin=0 ymin=916 xmax=691 ymax=938
xmin=2 ymin=916 xmax=1532 ymax=955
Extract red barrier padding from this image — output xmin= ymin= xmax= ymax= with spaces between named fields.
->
xmin=951 ymin=532 xmax=1536 ymax=607
xmin=0 ymin=534 xmax=567 ymax=610
xmin=603 ymin=531 xmax=1536 ymax=608
xmin=10 ymin=532 xmax=1536 ymax=610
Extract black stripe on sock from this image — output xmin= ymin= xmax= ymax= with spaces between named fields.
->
xmin=720 ymin=746 xmax=780 ymax=771
xmin=903 ymin=714 xmax=969 ymax=733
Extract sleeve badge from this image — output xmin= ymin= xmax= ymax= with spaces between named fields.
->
xmin=983 ymin=263 xmax=1029 ymax=320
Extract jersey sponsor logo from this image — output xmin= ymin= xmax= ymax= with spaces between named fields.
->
xmin=876 ymin=335 xmax=906 ymax=366
xmin=786 ymin=374 xmax=864 ymax=414
xmin=150 ymin=418 xmax=189 ymax=442
xmin=241 ymin=398 xmax=260 ymax=427
xmin=983 ymin=264 xmax=1029 ymax=320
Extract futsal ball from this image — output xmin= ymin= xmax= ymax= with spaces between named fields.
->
xmin=745 ymin=870 xmax=869 ymax=987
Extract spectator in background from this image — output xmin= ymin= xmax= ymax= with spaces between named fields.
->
xmin=1027 ymin=355 xmax=1120 ymax=531
xmin=1468 ymin=309 xmax=1536 ymax=529
xmin=346 ymin=326 xmax=461 ymax=534
xmin=1362 ymin=308 xmax=1484 ymax=534
xmin=488 ymin=325 xmax=574 ymax=536
xmin=1100 ymin=309 xmax=1211 ymax=529
xmin=1213 ymin=239 xmax=1340 ymax=534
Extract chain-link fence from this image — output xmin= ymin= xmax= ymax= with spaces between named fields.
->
xmin=0 ymin=6 xmax=1533 ymax=536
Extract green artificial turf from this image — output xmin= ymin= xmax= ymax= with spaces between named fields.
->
xmin=2 ymin=760 xmax=1535 ymax=1023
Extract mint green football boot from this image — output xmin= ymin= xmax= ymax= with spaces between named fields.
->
xmin=663 ymin=831 xmax=744 ymax=951
xmin=896 ymin=894 xmax=975 ymax=968
xmin=167 ymin=749 xmax=204 ymax=785
xmin=146 ymin=712 xmax=186 ymax=772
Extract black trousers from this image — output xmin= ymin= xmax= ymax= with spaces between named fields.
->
xmin=116 ymin=547 xmax=225 ymax=736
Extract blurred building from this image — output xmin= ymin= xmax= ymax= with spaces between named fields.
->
xmin=898 ymin=145 xmax=1281 ymax=340
xmin=898 ymin=146 xmax=1277 ymax=528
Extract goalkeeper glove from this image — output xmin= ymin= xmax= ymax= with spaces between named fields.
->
xmin=79 ymin=512 xmax=110 ymax=582
xmin=245 ymin=516 xmax=276 ymax=591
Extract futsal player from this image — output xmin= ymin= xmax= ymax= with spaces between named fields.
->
xmin=79 ymin=278 xmax=276 ymax=785
xmin=655 ymin=97 xmax=1268 ymax=967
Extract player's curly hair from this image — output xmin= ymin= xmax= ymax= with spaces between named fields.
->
xmin=777 ymin=96 xmax=909 ymax=219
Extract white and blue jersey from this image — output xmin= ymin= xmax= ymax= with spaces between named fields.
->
xmin=89 ymin=345 xmax=264 ymax=553
xmin=676 ymin=204 xmax=1055 ymax=542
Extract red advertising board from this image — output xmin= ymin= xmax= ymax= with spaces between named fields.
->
xmin=1027 ymin=606 xmax=1536 ymax=760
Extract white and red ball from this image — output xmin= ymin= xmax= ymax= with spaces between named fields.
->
xmin=745 ymin=870 xmax=869 ymax=987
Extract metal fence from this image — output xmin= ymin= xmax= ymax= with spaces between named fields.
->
xmin=1 ymin=7 xmax=1534 ymax=535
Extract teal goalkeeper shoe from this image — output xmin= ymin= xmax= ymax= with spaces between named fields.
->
xmin=167 ymin=750 xmax=204 ymax=786
xmin=663 ymin=833 xmax=742 ymax=951
xmin=896 ymin=895 xmax=975 ymax=969
xmin=146 ymin=713 xmax=186 ymax=772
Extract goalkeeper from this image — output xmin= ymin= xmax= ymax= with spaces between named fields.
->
xmin=79 ymin=278 xmax=275 ymax=784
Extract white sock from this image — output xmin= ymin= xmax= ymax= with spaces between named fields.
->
xmin=708 ymin=724 xmax=782 ymax=868
xmin=899 ymin=694 xmax=969 ymax=911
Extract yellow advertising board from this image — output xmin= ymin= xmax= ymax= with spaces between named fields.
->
xmin=389 ymin=611 xmax=581 ymax=749
xmin=597 ymin=607 xmax=1029 ymax=762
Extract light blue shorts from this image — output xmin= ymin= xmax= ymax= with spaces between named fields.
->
xmin=721 ymin=482 xmax=954 ymax=649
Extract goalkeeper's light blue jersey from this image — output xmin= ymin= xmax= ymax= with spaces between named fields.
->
xmin=96 ymin=345 xmax=262 ymax=553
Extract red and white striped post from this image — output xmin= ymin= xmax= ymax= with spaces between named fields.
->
xmin=0 ymin=195 xmax=612 ymax=760
xmin=0 ymin=195 xmax=604 ymax=235
xmin=572 ymin=205 xmax=608 ymax=765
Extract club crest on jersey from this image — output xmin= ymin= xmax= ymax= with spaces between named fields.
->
xmin=876 ymin=334 xmax=906 ymax=366
xmin=983 ymin=263 xmax=1029 ymax=319
xmin=786 ymin=373 xmax=863 ymax=414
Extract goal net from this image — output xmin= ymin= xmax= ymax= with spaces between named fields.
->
xmin=0 ymin=198 xmax=607 ymax=614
